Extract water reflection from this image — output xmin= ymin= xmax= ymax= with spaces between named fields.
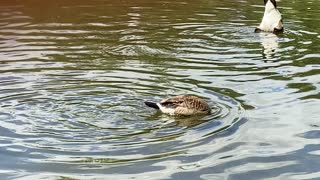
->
xmin=259 ymin=32 xmax=280 ymax=60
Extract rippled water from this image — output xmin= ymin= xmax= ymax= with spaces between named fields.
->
xmin=0 ymin=0 xmax=319 ymax=179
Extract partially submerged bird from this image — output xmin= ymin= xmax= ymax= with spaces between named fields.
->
xmin=255 ymin=0 xmax=283 ymax=33
xmin=144 ymin=95 xmax=211 ymax=116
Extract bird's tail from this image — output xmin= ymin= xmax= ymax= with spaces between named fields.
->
xmin=144 ymin=101 xmax=159 ymax=109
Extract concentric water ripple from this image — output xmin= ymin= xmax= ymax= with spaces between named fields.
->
xmin=0 ymin=63 xmax=244 ymax=179
xmin=0 ymin=0 xmax=320 ymax=179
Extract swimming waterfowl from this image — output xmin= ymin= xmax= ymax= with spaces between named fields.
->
xmin=144 ymin=95 xmax=210 ymax=116
xmin=255 ymin=0 xmax=283 ymax=33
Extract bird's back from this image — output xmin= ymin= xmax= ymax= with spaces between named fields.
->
xmin=160 ymin=95 xmax=210 ymax=116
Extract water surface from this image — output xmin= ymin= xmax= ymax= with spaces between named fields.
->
xmin=0 ymin=0 xmax=319 ymax=179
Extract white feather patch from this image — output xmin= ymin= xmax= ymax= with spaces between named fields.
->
xmin=157 ymin=103 xmax=175 ymax=115
xmin=258 ymin=0 xmax=282 ymax=32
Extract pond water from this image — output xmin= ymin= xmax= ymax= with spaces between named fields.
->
xmin=0 ymin=0 xmax=319 ymax=179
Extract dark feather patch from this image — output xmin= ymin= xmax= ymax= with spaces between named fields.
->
xmin=270 ymin=0 xmax=277 ymax=8
xmin=255 ymin=28 xmax=262 ymax=33
xmin=161 ymin=101 xmax=182 ymax=108
xmin=273 ymin=27 xmax=284 ymax=34
xmin=264 ymin=0 xmax=277 ymax=8
xmin=144 ymin=101 xmax=159 ymax=109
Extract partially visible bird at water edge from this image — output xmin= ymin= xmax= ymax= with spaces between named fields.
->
xmin=255 ymin=0 xmax=284 ymax=33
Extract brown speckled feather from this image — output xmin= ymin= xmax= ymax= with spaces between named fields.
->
xmin=160 ymin=95 xmax=210 ymax=115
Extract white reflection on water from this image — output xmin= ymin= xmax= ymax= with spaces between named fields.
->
xmin=259 ymin=33 xmax=280 ymax=60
